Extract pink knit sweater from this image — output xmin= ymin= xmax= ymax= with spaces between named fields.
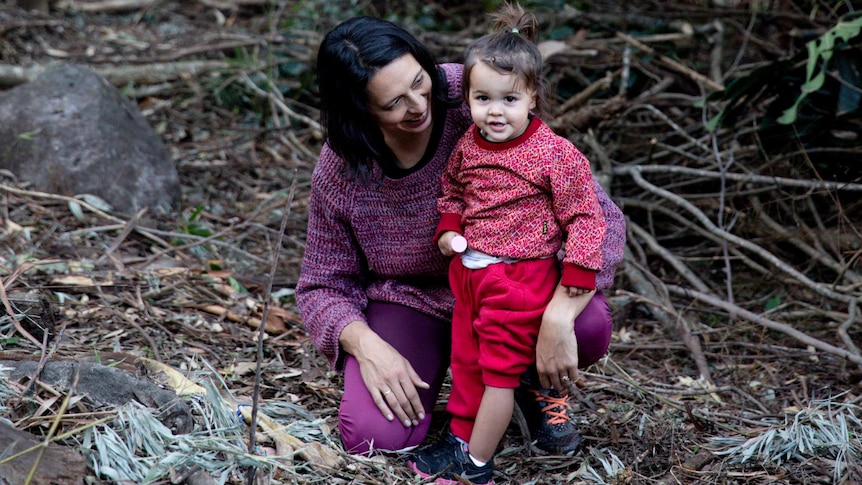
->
xmin=296 ymin=64 xmax=626 ymax=368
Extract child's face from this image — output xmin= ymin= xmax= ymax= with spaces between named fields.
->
xmin=467 ymin=62 xmax=536 ymax=143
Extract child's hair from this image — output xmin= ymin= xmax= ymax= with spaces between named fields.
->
xmin=462 ymin=2 xmax=549 ymax=116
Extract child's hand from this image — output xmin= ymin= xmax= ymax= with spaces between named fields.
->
xmin=438 ymin=231 xmax=466 ymax=256
xmin=565 ymin=286 xmax=590 ymax=297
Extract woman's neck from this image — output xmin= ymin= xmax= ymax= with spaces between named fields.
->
xmin=385 ymin=127 xmax=433 ymax=170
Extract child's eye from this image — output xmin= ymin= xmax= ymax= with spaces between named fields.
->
xmin=505 ymin=96 xmax=517 ymax=103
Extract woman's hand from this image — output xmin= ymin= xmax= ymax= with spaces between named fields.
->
xmin=536 ymin=285 xmax=595 ymax=390
xmin=340 ymin=321 xmax=430 ymax=427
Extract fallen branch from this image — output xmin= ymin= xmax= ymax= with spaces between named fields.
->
xmin=54 ymin=0 xmax=156 ymax=13
xmin=614 ymin=30 xmax=724 ymax=91
xmin=666 ymin=285 xmax=862 ymax=367
xmin=628 ymin=220 xmax=713 ymax=293
xmin=0 ymin=60 xmax=247 ymax=88
xmin=614 ymin=164 xmax=862 ymax=192
xmin=625 ymin=167 xmax=858 ymax=305
xmin=621 ymin=248 xmax=714 ymax=384
xmin=750 ymin=196 xmax=861 ymax=286
xmin=197 ymin=0 xmax=276 ymax=8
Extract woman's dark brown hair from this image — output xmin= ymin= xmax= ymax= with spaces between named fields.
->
xmin=317 ymin=16 xmax=455 ymax=180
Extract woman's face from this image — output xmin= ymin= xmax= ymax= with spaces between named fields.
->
xmin=366 ymin=54 xmax=433 ymax=139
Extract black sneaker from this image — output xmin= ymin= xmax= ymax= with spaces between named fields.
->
xmin=406 ymin=432 xmax=495 ymax=485
xmin=514 ymin=371 xmax=582 ymax=455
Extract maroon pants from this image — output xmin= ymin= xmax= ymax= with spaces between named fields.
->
xmin=338 ymin=291 xmax=613 ymax=454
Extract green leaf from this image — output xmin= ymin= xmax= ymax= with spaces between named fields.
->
xmin=800 ymin=70 xmax=826 ymax=93
xmin=805 ymin=40 xmax=820 ymax=80
xmin=17 ymin=129 xmax=41 ymax=141
xmin=228 ymin=276 xmax=248 ymax=294
xmin=818 ymin=33 xmax=835 ymax=61
xmin=184 ymin=224 xmax=212 ymax=238
xmin=1 ymin=336 xmax=21 ymax=347
xmin=188 ymin=205 xmax=204 ymax=222
xmin=705 ymin=112 xmax=723 ymax=133
xmin=834 ymin=17 xmax=862 ymax=43
xmin=778 ymin=96 xmax=804 ymax=124
xmin=765 ymin=296 xmax=783 ymax=311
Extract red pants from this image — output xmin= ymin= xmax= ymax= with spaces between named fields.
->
xmin=446 ymin=257 xmax=558 ymax=441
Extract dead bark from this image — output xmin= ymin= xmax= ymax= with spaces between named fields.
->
xmin=54 ymin=0 xmax=156 ymax=13
xmin=14 ymin=0 xmax=48 ymax=13
xmin=0 ymin=422 xmax=88 ymax=485
xmin=0 ymin=60 xmax=245 ymax=89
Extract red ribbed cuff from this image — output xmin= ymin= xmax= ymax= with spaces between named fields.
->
xmin=560 ymin=263 xmax=597 ymax=290
xmin=433 ymin=212 xmax=463 ymax=244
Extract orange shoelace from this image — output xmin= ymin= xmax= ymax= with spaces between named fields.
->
xmin=531 ymin=391 xmax=571 ymax=425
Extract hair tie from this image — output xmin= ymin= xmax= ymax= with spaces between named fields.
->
xmin=512 ymin=28 xmax=519 ymax=34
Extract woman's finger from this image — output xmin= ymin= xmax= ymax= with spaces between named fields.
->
xmin=384 ymin=383 xmax=415 ymax=427
xmin=403 ymin=375 xmax=430 ymax=426
xmin=373 ymin=387 xmax=395 ymax=422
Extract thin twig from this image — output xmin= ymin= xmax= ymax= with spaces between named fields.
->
xmin=838 ymin=300 xmax=860 ymax=359
xmin=749 ymin=196 xmax=861 ymax=285
xmin=0 ymin=263 xmax=44 ymax=349
xmin=613 ymin=30 xmax=724 ymax=91
xmin=247 ymin=170 xmax=297 ymax=483
xmin=628 ymin=220 xmax=712 ymax=293
xmin=614 ymin=164 xmax=862 ymax=191
xmin=622 ymin=248 xmax=713 ymax=383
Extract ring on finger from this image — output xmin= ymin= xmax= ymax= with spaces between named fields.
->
xmin=382 ymin=389 xmax=392 ymax=396
xmin=561 ymin=375 xmax=571 ymax=383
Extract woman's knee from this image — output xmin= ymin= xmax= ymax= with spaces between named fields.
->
xmin=338 ymin=405 xmax=427 ymax=454
xmin=575 ymin=291 xmax=613 ymax=368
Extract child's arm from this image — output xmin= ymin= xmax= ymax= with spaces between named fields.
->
xmin=434 ymin=140 xmax=469 ymax=255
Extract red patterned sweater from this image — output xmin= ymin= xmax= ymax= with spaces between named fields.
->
xmin=436 ymin=117 xmax=607 ymax=289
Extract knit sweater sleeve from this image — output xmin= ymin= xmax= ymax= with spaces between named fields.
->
xmin=551 ymin=138 xmax=607 ymax=289
xmin=295 ymin=145 xmax=369 ymax=369
xmin=435 ymin=135 xmax=469 ymax=242
xmin=593 ymin=180 xmax=626 ymax=290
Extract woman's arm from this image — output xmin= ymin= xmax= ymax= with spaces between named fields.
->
xmin=296 ymin=147 xmax=429 ymax=425
xmin=536 ymin=284 xmax=595 ymax=390
xmin=295 ymin=152 xmax=369 ymax=368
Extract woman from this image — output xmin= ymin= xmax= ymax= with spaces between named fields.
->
xmin=296 ymin=15 xmax=625 ymax=455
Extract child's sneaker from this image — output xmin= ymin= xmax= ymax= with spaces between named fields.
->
xmin=515 ymin=371 xmax=582 ymax=455
xmin=406 ymin=432 xmax=495 ymax=485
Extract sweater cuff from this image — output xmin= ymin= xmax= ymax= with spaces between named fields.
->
xmin=433 ymin=213 xmax=463 ymax=244
xmin=560 ymin=263 xmax=597 ymax=290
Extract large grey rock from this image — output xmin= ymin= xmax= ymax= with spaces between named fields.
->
xmin=2 ymin=360 xmax=194 ymax=434
xmin=0 ymin=64 xmax=180 ymax=214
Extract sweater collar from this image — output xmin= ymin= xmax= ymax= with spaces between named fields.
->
xmin=472 ymin=116 xmax=542 ymax=151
